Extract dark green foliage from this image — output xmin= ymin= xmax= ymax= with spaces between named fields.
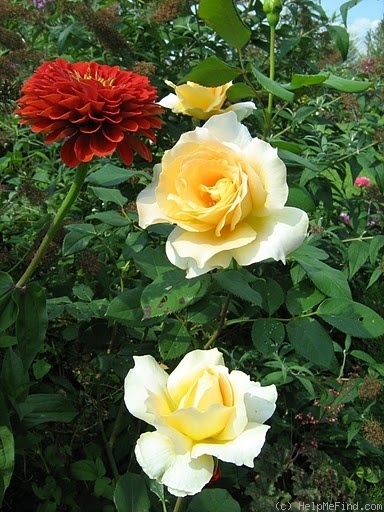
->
xmin=0 ymin=0 xmax=383 ymax=511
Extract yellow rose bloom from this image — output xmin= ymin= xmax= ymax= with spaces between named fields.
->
xmin=137 ymin=111 xmax=309 ymax=278
xmin=159 ymin=80 xmax=255 ymax=120
xmin=124 ymin=348 xmax=277 ymax=497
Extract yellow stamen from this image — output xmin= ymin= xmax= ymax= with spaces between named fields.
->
xmin=71 ymin=67 xmax=115 ymax=87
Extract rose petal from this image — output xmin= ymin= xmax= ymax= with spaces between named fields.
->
xmin=135 ymin=430 xmax=213 ymax=497
xmin=243 ymin=381 xmax=278 ymax=424
xmin=136 ymin=164 xmax=171 ymax=227
xmin=167 ymin=348 xmax=224 ymax=404
xmin=124 ymin=355 xmax=172 ymax=426
xmin=243 ymin=138 xmax=288 ymax=212
xmin=158 ymin=93 xmax=182 ymax=111
xmin=203 ymin=111 xmax=253 ymax=149
xmin=165 ymin=223 xmax=256 ymax=278
xmin=232 ymin=207 xmax=309 ymax=265
xmin=215 ymin=370 xmax=252 ymax=441
xmin=224 ymin=102 xmax=256 ymax=121
xmin=164 ymin=404 xmax=235 ymax=441
xmin=191 ymin=423 xmax=270 ymax=467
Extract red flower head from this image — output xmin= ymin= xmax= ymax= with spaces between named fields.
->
xmin=15 ymin=58 xmax=163 ymax=167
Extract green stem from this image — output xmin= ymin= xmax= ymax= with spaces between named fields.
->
xmin=16 ymin=162 xmax=89 ymax=288
xmin=341 ymin=236 xmax=374 ymax=243
xmin=173 ymin=497 xmax=184 ymax=512
xmin=335 ymin=142 xmax=377 ymax=164
xmin=96 ymin=377 xmax=120 ymax=482
xmin=263 ymin=24 xmax=276 ymax=140
xmin=109 ymin=397 xmax=126 ymax=450
xmin=203 ymin=292 xmax=231 ymax=350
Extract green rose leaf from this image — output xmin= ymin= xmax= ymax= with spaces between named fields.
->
xmin=13 ymin=282 xmax=48 ymax=370
xmin=286 ymin=184 xmax=316 ymax=212
xmin=317 ymin=299 xmax=384 ymax=339
xmin=141 ymin=269 xmax=204 ymax=318
xmin=62 ymin=224 xmax=97 ymax=256
xmin=198 ymin=0 xmax=251 ymax=48
xmin=87 ymin=164 xmax=150 ymax=187
xmin=159 ymin=319 xmax=191 ymax=361
xmin=181 ymin=57 xmax=242 ymax=87
xmin=286 ymin=317 xmax=335 ymax=368
xmin=0 ymin=272 xmax=17 ymax=333
xmin=214 ymin=269 xmax=262 ymax=306
xmin=286 ymin=280 xmax=325 ymax=316
xmin=254 ymin=278 xmax=285 ymax=315
xmin=252 ymin=66 xmax=295 ymax=103
xmin=70 ymin=459 xmax=105 ymax=481
xmin=19 ymin=393 xmax=77 ymax=427
xmin=90 ymin=186 xmax=127 ymax=207
xmin=0 ymin=425 xmax=14 ymax=506
xmin=323 ymin=74 xmax=372 ymax=93
xmin=226 ymin=83 xmax=257 ymax=102
xmin=298 ymin=260 xmax=352 ymax=299
xmin=188 ymin=488 xmax=241 ymax=512
xmin=340 ymin=0 xmax=362 ymax=27
xmin=86 ymin=211 xmax=130 ymax=227
xmin=106 ymin=287 xmax=159 ymax=326
xmin=327 ymin=25 xmax=349 ymax=60
xmin=133 ymin=245 xmax=173 ymax=280
xmin=288 ymin=73 xmax=329 ymax=89
xmin=348 ymin=241 xmax=370 ymax=279
xmin=252 ymin=318 xmax=285 ymax=356
xmin=114 ymin=472 xmax=150 ymax=512
xmin=0 ymin=349 xmax=29 ymax=403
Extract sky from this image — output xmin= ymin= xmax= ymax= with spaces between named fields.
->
xmin=319 ymin=0 xmax=384 ymax=52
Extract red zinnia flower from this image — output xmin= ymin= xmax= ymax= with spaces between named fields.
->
xmin=15 ymin=58 xmax=163 ymax=167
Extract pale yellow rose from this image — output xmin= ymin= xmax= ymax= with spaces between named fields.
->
xmin=159 ymin=80 xmax=256 ymax=120
xmin=124 ymin=348 xmax=277 ymax=497
xmin=137 ymin=111 xmax=309 ymax=278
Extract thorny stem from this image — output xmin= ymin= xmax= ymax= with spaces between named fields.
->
xmin=16 ymin=162 xmax=89 ymax=288
xmin=203 ymin=292 xmax=232 ymax=350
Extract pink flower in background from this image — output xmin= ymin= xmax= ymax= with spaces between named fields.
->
xmin=339 ymin=213 xmax=350 ymax=226
xmin=354 ymin=177 xmax=371 ymax=188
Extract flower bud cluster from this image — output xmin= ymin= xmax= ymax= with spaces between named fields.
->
xmin=262 ymin=0 xmax=283 ymax=27
xmin=358 ymin=375 xmax=382 ymax=400
xmin=362 ymin=419 xmax=384 ymax=447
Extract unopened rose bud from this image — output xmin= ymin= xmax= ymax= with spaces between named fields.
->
xmin=263 ymin=0 xmax=283 ymax=27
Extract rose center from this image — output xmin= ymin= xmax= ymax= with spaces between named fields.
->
xmin=200 ymin=178 xmax=232 ymax=207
